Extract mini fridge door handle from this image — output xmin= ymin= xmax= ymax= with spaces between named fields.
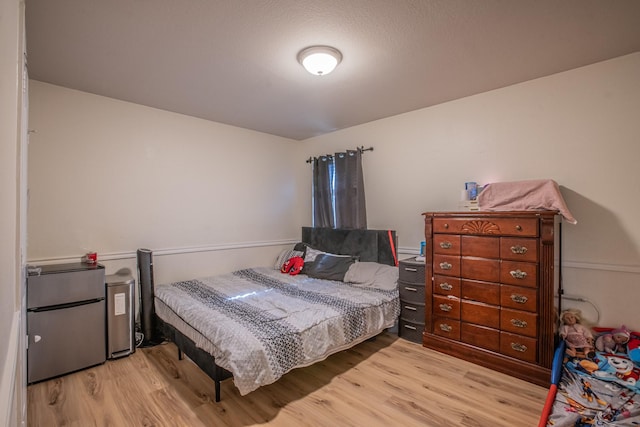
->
xmin=27 ymin=297 xmax=105 ymax=312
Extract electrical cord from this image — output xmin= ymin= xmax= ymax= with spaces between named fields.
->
xmin=561 ymin=294 xmax=601 ymax=324
xmin=135 ymin=331 xmax=144 ymax=348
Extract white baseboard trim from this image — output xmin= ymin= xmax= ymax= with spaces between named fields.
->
xmin=27 ymin=239 xmax=300 ymax=265
xmin=563 ymin=260 xmax=640 ymax=274
xmin=1 ymin=310 xmax=19 ymax=427
xmin=28 ymin=243 xmax=640 ymax=274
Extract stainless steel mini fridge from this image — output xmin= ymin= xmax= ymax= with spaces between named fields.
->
xmin=27 ymin=263 xmax=106 ymax=383
xmin=105 ymin=273 xmax=135 ymax=359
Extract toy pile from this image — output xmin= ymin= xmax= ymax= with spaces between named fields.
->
xmin=545 ymin=309 xmax=640 ymax=426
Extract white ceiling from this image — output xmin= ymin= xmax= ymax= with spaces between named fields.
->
xmin=25 ymin=0 xmax=640 ymax=140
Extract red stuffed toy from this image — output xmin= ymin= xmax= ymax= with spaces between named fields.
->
xmin=281 ymin=256 xmax=304 ymax=275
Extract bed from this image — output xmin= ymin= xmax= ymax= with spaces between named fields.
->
xmin=153 ymin=227 xmax=400 ymax=401
xmin=539 ymin=327 xmax=640 ymax=426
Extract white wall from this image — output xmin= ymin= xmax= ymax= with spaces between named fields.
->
xmin=301 ymin=53 xmax=640 ymax=330
xmin=27 ymin=81 xmax=307 ymax=283
xmin=1 ymin=0 xmax=26 ymax=425
xmin=0 ymin=0 xmax=20 ymax=374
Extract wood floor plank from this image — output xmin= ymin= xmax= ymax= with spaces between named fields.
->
xmin=27 ymin=332 xmax=548 ymax=426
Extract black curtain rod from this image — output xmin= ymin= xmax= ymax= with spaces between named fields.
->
xmin=305 ymin=146 xmax=374 ymax=163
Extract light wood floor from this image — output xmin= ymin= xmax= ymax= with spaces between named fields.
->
xmin=27 ymin=333 xmax=548 ymax=426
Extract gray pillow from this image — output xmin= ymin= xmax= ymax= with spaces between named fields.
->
xmin=344 ymin=262 xmax=399 ymax=291
xmin=304 ymin=253 xmax=355 ymax=281
xmin=273 ymin=247 xmax=305 ymax=270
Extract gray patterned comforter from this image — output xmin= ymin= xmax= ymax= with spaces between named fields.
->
xmin=154 ymin=266 xmax=400 ymax=395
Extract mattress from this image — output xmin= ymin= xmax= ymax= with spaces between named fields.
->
xmin=154 ymin=265 xmax=400 ymax=395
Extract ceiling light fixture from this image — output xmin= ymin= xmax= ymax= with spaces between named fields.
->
xmin=297 ymin=46 xmax=342 ymax=76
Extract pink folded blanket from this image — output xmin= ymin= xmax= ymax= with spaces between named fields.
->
xmin=477 ymin=179 xmax=577 ymax=224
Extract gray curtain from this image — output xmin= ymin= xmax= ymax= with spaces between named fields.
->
xmin=312 ymin=155 xmax=334 ymax=228
xmin=312 ymin=149 xmax=367 ymax=229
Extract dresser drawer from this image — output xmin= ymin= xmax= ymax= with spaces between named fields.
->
xmin=433 ymin=254 xmax=460 ymax=276
xmin=433 ymin=295 xmax=460 ymax=319
xmin=461 ymin=300 xmax=500 ymax=329
xmin=500 ymin=332 xmax=537 ymax=363
xmin=461 ymin=236 xmax=499 ymax=258
xmin=433 ymin=217 xmax=538 ymax=237
xmin=400 ymin=301 xmax=425 ymax=324
xmin=500 ymin=238 xmax=538 ymax=262
xmin=461 ymin=279 xmax=500 ymax=305
xmin=433 ymin=275 xmax=461 ymax=297
xmin=434 ymin=235 xmax=461 ymax=255
xmin=500 ymin=261 xmax=538 ymax=288
xmin=461 ymin=257 xmax=500 ymax=282
xmin=399 ymin=319 xmax=424 ymax=344
xmin=461 ymin=323 xmax=500 ymax=352
xmin=432 ymin=317 xmax=460 ymax=340
xmin=500 ymin=285 xmax=537 ymax=312
xmin=398 ymin=261 xmax=426 ymax=283
xmin=399 ymin=281 xmax=425 ymax=302
xmin=501 ymin=308 xmax=538 ymax=338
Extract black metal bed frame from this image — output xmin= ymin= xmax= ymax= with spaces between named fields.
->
xmin=156 ymin=317 xmax=232 ymax=402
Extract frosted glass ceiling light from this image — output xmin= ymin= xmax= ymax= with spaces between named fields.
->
xmin=297 ymin=46 xmax=342 ymax=76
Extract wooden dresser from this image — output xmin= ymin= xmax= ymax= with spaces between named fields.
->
xmin=422 ymin=211 xmax=559 ymax=386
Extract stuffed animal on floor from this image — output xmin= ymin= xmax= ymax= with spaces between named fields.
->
xmin=595 ymin=326 xmax=631 ymax=354
xmin=559 ymin=309 xmax=595 ymax=358
xmin=281 ymin=256 xmax=304 ymax=275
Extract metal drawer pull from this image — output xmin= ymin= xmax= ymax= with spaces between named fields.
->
xmin=439 ymin=241 xmax=452 ymax=249
xmin=439 ymin=262 xmax=452 ymax=270
xmin=510 ymin=245 xmax=528 ymax=255
xmin=443 ymin=223 xmax=449 ymax=229
xmin=510 ymin=318 xmax=528 ymax=328
xmin=510 ymin=269 xmax=527 ymax=279
xmin=404 ymin=324 xmax=417 ymax=331
xmin=404 ymin=286 xmax=417 ymax=292
xmin=404 ymin=305 xmax=417 ymax=311
xmin=439 ymin=303 xmax=452 ymax=312
xmin=515 ymin=225 xmax=522 ymax=231
xmin=511 ymin=342 xmax=528 ymax=353
xmin=439 ymin=324 xmax=452 ymax=332
xmin=510 ymin=294 xmax=528 ymax=304
xmin=439 ymin=282 xmax=453 ymax=291
xmin=404 ymin=267 xmax=418 ymax=272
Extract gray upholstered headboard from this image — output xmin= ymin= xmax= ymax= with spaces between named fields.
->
xmin=301 ymin=227 xmax=398 ymax=266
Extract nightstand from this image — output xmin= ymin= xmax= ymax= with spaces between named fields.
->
xmin=398 ymin=257 xmax=426 ymax=343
